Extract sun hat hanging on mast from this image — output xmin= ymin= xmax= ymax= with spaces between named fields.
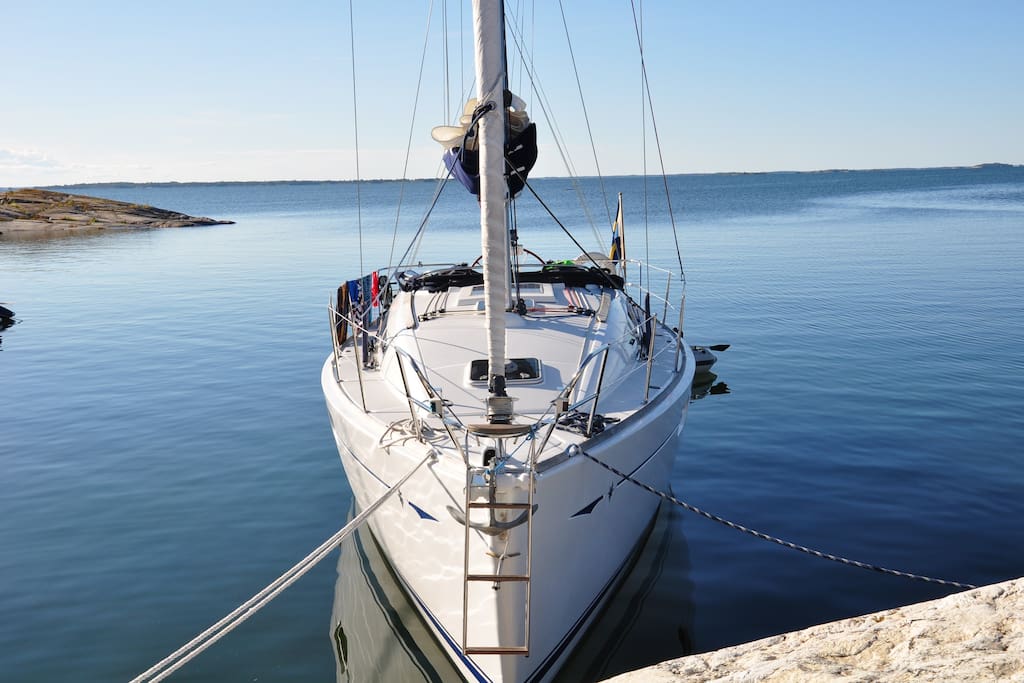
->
xmin=431 ymin=92 xmax=537 ymax=198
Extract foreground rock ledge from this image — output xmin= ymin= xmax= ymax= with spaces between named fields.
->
xmin=604 ymin=577 xmax=1023 ymax=683
xmin=0 ymin=188 xmax=234 ymax=234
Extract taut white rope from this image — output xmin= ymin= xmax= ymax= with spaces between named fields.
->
xmin=131 ymin=450 xmax=436 ymax=682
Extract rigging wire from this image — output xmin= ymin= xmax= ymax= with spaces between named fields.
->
xmin=515 ymin=173 xmax=619 ymax=290
xmin=460 ymin=0 xmax=464 ymax=102
xmin=502 ymin=14 xmax=605 ymax=251
xmin=442 ymin=0 xmax=450 ymax=123
xmin=529 ymin=0 xmax=536 ymax=103
xmin=389 ymin=3 xmax=480 ymax=270
xmin=388 ymin=1 xmax=677 ymax=277
xmin=507 ymin=0 xmax=533 ymax=97
xmin=398 ymin=64 xmax=480 ymax=265
xmin=629 ymin=0 xmax=684 ymax=278
xmin=386 ymin=0 xmax=438 ymax=275
xmin=348 ymin=0 xmax=364 ymax=276
xmin=395 ymin=170 xmax=455 ymax=269
xmin=556 ymin=0 xmax=614 ymax=230
xmin=639 ymin=0 xmax=650 ymax=287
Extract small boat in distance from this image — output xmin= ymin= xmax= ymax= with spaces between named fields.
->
xmin=322 ymin=3 xmax=696 ymax=681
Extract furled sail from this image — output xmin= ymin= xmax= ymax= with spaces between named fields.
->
xmin=472 ymin=0 xmax=512 ymax=413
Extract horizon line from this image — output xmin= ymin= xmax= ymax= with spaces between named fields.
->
xmin=5 ymin=162 xmax=1020 ymax=190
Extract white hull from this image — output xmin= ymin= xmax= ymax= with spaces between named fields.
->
xmin=323 ymin=274 xmax=695 ymax=682
xmin=326 ymin=3 xmax=697 ymax=678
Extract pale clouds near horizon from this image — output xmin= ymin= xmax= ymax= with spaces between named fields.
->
xmin=2 ymin=1 xmax=1021 ymax=186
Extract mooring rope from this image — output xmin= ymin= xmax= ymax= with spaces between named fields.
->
xmin=582 ymin=451 xmax=976 ymax=590
xmin=131 ymin=450 xmax=436 ymax=683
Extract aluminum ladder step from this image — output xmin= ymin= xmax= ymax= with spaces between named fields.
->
xmin=461 ymin=463 xmax=535 ymax=656
xmin=464 ymin=646 xmax=531 ymax=655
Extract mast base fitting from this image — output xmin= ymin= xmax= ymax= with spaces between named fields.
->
xmin=486 ymin=395 xmax=514 ymax=424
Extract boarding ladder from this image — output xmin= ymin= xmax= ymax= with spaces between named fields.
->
xmin=461 ymin=424 xmax=536 ymax=656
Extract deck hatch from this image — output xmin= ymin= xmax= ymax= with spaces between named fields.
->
xmin=469 ymin=357 xmax=542 ymax=384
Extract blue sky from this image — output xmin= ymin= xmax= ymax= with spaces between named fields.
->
xmin=2 ymin=1 xmax=1021 ymax=186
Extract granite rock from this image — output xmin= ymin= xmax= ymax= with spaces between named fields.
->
xmin=0 ymin=188 xmax=233 ymax=234
xmin=603 ymin=578 xmax=1023 ymax=683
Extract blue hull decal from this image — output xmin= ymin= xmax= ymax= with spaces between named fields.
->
xmin=571 ymin=496 xmax=603 ymax=517
xmin=524 ymin=434 xmax=675 ymax=682
xmin=409 ymin=501 xmax=439 ymax=521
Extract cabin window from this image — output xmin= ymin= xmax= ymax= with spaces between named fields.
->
xmin=469 ymin=358 xmax=542 ymax=383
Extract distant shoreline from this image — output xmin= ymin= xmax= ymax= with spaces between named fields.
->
xmin=4 ymin=162 xmax=1019 ymax=192
xmin=0 ymin=188 xmax=234 ymax=236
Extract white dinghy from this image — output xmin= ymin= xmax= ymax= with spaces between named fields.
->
xmin=322 ymin=3 xmax=696 ymax=681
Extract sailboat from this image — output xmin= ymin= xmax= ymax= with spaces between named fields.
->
xmin=322 ymin=2 xmax=696 ymax=681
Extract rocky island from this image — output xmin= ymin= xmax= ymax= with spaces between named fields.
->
xmin=0 ymin=188 xmax=234 ymax=235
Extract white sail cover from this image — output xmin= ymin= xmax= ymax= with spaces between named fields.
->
xmin=472 ymin=0 xmax=508 ymax=392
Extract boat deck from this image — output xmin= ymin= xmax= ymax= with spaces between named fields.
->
xmin=328 ymin=281 xmax=687 ymax=467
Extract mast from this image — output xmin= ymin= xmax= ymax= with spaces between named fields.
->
xmin=472 ymin=0 xmax=512 ymax=420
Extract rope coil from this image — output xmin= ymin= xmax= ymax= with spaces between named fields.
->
xmin=582 ymin=450 xmax=976 ymax=590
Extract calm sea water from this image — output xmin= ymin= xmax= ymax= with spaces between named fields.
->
xmin=2 ymin=166 xmax=1023 ymax=681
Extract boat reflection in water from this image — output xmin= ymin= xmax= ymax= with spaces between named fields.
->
xmin=0 ymin=306 xmax=16 ymax=351
xmin=691 ymin=371 xmax=730 ymax=403
xmin=330 ymin=512 xmax=461 ymax=682
xmin=330 ymin=501 xmax=695 ymax=683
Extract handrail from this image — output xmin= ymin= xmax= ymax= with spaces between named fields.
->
xmin=328 ymin=254 xmax=688 ymax=448
xmin=390 ymin=346 xmax=468 ymax=462
xmin=328 ymin=302 xmax=343 ymax=380
xmin=585 ymin=347 xmax=611 ymax=436
xmin=619 ymin=257 xmax=686 ymax=327
xmin=328 ymin=303 xmax=371 ymax=411
xmin=328 ymin=304 xmax=386 ymax=350
xmin=337 ymin=258 xmax=684 ymax=337
xmin=549 ymin=304 xmax=675 ymax=437
xmin=393 ymin=346 xmax=421 ymax=429
xmin=643 ymin=313 xmax=658 ymax=403
xmin=328 ymin=304 xmax=467 ymax=462
xmin=619 ymin=257 xmax=686 ymax=360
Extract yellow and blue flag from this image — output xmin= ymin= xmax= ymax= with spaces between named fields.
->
xmin=609 ymin=194 xmax=624 ymax=261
